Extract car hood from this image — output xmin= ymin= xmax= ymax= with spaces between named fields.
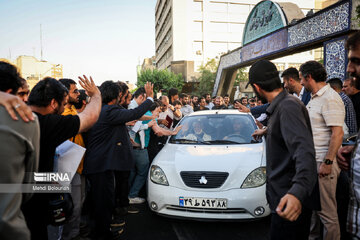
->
xmin=152 ymin=143 xmax=266 ymax=190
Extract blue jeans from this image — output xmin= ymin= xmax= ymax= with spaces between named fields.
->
xmin=129 ymin=149 xmax=150 ymax=198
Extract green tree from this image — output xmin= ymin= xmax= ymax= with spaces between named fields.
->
xmin=234 ymin=68 xmax=248 ymax=85
xmin=196 ymin=58 xmax=219 ymax=96
xmin=137 ymin=69 xmax=184 ymax=94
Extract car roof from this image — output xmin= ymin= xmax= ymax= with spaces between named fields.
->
xmin=189 ymin=109 xmax=251 ymax=116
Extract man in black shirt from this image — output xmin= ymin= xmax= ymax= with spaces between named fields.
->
xmin=194 ymin=97 xmax=209 ymax=111
xmin=22 ymin=76 xmax=101 ymax=240
xmin=83 ymin=81 xmax=154 ymax=239
xmin=211 ymin=96 xmax=227 ymax=110
xmin=250 ymin=60 xmax=319 ymax=240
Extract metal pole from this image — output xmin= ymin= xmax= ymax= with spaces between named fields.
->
xmin=40 ymin=24 xmax=43 ymax=61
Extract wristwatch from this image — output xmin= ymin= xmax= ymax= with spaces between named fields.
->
xmin=324 ymin=159 xmax=333 ymax=165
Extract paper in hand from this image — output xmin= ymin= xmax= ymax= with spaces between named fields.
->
xmin=54 ymin=140 xmax=86 ymax=185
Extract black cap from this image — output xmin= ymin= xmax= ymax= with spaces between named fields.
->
xmin=246 ymin=60 xmax=280 ymax=88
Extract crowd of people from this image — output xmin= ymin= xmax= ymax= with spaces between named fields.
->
xmin=1 ymin=31 xmax=360 ymax=240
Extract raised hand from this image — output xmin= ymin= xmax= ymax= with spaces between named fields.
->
xmin=144 ymin=82 xmax=154 ymax=99
xmin=78 ymin=75 xmax=100 ymax=98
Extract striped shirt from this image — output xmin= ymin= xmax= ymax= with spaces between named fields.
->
xmin=339 ymin=92 xmax=358 ymax=136
xmin=348 ymin=132 xmax=360 ymax=237
xmin=307 ymin=84 xmax=345 ymax=162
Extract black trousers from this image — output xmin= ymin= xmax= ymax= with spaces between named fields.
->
xmin=337 ymin=170 xmax=350 ymax=240
xmin=270 ymin=207 xmax=312 ymax=240
xmin=115 ymin=170 xmax=130 ymax=208
xmin=87 ymin=170 xmax=115 ymax=238
xmin=22 ymin=194 xmax=49 ymax=240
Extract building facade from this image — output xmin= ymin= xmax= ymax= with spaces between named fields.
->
xmin=155 ymin=0 xmax=336 ymax=84
xmin=141 ymin=56 xmax=157 ymax=71
xmin=1 ymin=56 xmax=63 ymax=90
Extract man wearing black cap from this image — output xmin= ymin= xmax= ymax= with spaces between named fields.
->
xmin=250 ymin=59 xmax=319 ymax=240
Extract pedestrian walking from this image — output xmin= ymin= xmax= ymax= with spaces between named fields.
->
xmin=250 ymin=59 xmax=320 ymax=240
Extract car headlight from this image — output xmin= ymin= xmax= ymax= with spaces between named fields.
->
xmin=150 ymin=165 xmax=169 ymax=186
xmin=241 ymin=167 xmax=266 ymax=189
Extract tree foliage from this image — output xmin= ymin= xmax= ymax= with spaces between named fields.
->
xmin=235 ymin=68 xmax=248 ymax=85
xmin=357 ymin=5 xmax=360 ymax=26
xmin=195 ymin=58 xmax=247 ymax=96
xmin=137 ymin=69 xmax=184 ymax=94
xmin=196 ymin=58 xmax=219 ymax=96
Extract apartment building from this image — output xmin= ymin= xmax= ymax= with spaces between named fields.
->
xmin=155 ymin=0 xmax=336 ymax=83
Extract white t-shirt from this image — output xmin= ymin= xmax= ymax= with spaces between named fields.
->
xmin=158 ymin=108 xmax=182 ymax=130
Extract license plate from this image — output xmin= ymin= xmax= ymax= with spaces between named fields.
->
xmin=179 ymin=197 xmax=227 ymax=209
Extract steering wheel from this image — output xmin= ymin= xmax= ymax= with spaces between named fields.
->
xmin=225 ymin=134 xmax=246 ymax=143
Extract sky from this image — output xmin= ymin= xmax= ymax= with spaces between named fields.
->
xmin=0 ymin=0 xmax=157 ymax=86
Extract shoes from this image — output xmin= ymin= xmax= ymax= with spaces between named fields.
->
xmin=128 ymin=197 xmax=146 ymax=204
xmin=79 ymin=223 xmax=91 ymax=238
xmin=111 ymin=217 xmax=125 ymax=227
xmin=111 ymin=225 xmax=124 ymax=240
xmin=127 ymin=205 xmax=140 ymax=214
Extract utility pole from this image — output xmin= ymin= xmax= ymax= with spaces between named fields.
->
xmin=40 ymin=24 xmax=43 ymax=61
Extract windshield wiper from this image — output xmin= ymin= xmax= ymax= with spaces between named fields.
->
xmin=171 ymin=138 xmax=197 ymax=143
xmin=203 ymin=140 xmax=241 ymax=144
xmin=170 ymin=139 xmax=210 ymax=144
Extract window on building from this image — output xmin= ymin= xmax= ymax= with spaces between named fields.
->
xmin=228 ymin=3 xmax=250 ymax=13
xmin=192 ymin=21 xmax=203 ymax=32
xmin=208 ymin=41 xmax=228 ymax=56
xmin=228 ymin=23 xmax=243 ymax=33
xmin=209 ymin=2 xmax=228 ymax=13
xmin=193 ymin=41 xmax=203 ymax=55
xmin=193 ymin=1 xmax=203 ymax=12
xmin=166 ymin=47 xmax=173 ymax=58
xmin=209 ymin=22 xmax=228 ymax=32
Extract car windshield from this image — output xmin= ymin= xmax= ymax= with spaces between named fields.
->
xmin=169 ymin=114 xmax=261 ymax=144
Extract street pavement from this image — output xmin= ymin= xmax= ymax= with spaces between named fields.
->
xmin=122 ymin=203 xmax=271 ymax=240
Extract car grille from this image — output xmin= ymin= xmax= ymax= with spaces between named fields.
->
xmin=166 ymin=205 xmax=247 ymax=214
xmin=180 ymin=171 xmax=229 ymax=188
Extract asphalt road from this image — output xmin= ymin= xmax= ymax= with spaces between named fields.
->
xmin=122 ymin=203 xmax=271 ymax=240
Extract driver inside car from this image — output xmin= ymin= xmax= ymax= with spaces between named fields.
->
xmin=223 ymin=118 xmax=247 ymax=142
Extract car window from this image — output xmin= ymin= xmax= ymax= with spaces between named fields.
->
xmin=169 ymin=114 xmax=261 ymax=144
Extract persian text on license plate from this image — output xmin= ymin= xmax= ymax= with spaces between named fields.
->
xmin=179 ymin=197 xmax=227 ymax=209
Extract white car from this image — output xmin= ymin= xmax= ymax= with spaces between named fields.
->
xmin=147 ymin=110 xmax=270 ymax=220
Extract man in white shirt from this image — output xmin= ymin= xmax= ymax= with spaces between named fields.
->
xmin=300 ymin=61 xmax=345 ymax=240
xmin=180 ymin=93 xmax=193 ymax=117
xmin=159 ymin=96 xmax=182 ymax=130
